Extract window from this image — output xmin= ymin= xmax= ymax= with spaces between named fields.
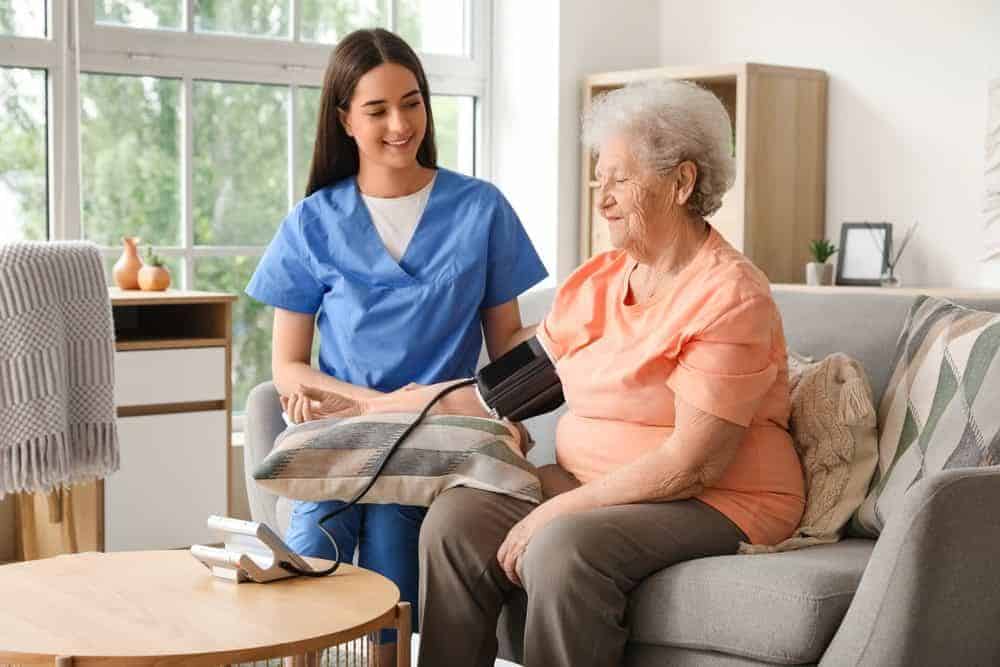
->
xmin=398 ymin=0 xmax=467 ymax=56
xmin=1 ymin=66 xmax=47 ymax=242
xmin=80 ymin=73 xmax=181 ymax=247
xmin=96 ymin=1 xmax=183 ymax=30
xmin=1 ymin=1 xmax=488 ymax=419
xmin=300 ymin=0 xmax=387 ymax=44
xmin=0 ymin=1 xmax=46 ymax=37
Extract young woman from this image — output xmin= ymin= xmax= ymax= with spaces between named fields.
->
xmin=245 ymin=28 xmax=547 ymax=660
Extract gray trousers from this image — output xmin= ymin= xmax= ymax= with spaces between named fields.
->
xmin=417 ymin=487 xmax=747 ymax=667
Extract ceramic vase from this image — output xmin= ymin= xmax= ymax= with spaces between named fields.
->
xmin=138 ymin=264 xmax=171 ymax=291
xmin=805 ymin=262 xmax=833 ymax=286
xmin=113 ymin=237 xmax=143 ymax=289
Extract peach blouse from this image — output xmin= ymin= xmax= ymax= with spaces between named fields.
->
xmin=536 ymin=227 xmax=804 ymax=545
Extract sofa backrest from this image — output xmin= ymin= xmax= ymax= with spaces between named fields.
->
xmin=511 ymin=286 xmax=1000 ymax=466
xmin=772 ymin=289 xmax=912 ymax=405
xmin=772 ymin=289 xmax=1000 ymax=405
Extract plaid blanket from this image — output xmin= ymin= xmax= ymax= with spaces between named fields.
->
xmin=0 ymin=242 xmax=119 ymax=498
xmin=254 ymin=413 xmax=542 ymax=506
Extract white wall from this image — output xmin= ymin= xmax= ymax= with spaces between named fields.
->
xmin=659 ymin=0 xmax=1000 ymax=287
xmin=490 ymin=0 xmax=561 ymax=284
xmin=491 ymin=0 xmax=661 ymax=283
xmin=555 ymin=0 xmax=662 ymax=281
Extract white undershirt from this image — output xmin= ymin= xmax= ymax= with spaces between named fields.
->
xmin=361 ymin=174 xmax=436 ymax=262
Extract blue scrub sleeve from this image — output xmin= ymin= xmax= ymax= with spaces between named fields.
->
xmin=482 ymin=189 xmax=549 ymax=309
xmin=245 ymin=210 xmax=325 ymax=314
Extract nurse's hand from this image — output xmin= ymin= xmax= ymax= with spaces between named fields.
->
xmin=293 ymin=385 xmax=368 ymax=422
xmin=279 ymin=392 xmax=312 ymax=424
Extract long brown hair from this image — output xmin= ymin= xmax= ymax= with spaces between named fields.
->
xmin=305 ymin=29 xmax=438 ymax=197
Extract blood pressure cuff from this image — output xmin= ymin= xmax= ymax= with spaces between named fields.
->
xmin=475 ymin=337 xmax=564 ymax=421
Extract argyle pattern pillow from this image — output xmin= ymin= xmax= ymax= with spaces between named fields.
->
xmin=851 ymin=296 xmax=1000 ymax=537
xmin=254 ymin=413 xmax=542 ymax=507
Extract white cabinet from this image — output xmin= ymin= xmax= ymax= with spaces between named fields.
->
xmin=114 ymin=348 xmax=226 ymax=406
xmin=105 ymin=411 xmax=228 ymax=551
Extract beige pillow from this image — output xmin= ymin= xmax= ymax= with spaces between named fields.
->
xmin=740 ymin=352 xmax=878 ymax=554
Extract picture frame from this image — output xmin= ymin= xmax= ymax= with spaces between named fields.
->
xmin=836 ymin=222 xmax=892 ymax=286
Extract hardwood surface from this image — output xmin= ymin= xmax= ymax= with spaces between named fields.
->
xmin=0 ymin=551 xmax=402 ymax=666
xmin=109 ymin=288 xmax=237 ymax=306
xmin=114 ymin=337 xmax=228 ymax=352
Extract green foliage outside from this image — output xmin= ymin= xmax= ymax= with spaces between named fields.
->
xmin=80 ymin=74 xmax=182 ymax=247
xmin=0 ymin=65 xmax=46 ymax=241
xmin=96 ymin=0 xmax=182 ymax=29
xmin=0 ymin=0 xmax=45 ymax=37
xmin=3 ymin=1 xmax=469 ymax=412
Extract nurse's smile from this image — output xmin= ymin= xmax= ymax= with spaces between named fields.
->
xmin=384 ymin=135 xmax=414 ymax=148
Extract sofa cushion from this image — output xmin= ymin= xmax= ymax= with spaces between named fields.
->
xmin=627 ymin=539 xmax=874 ymax=665
xmin=852 ymin=297 xmax=1000 ymax=537
xmin=741 ymin=353 xmax=878 ymax=554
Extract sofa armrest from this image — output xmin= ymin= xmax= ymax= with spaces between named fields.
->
xmin=243 ymin=381 xmax=286 ymax=532
xmin=821 ymin=466 xmax=1000 ymax=666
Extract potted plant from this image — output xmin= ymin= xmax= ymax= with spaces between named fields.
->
xmin=138 ymin=246 xmax=171 ymax=291
xmin=807 ymin=239 xmax=837 ymax=286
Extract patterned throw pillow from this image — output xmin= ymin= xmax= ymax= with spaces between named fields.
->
xmin=254 ymin=413 xmax=542 ymax=506
xmin=851 ymin=297 xmax=1000 ymax=537
xmin=740 ymin=352 xmax=878 ymax=553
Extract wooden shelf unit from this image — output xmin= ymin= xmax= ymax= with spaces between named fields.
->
xmin=16 ymin=289 xmax=237 ymax=558
xmin=581 ymin=63 xmax=828 ymax=284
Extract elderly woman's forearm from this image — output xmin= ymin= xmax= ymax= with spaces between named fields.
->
xmin=364 ymin=381 xmax=489 ymax=417
xmin=555 ymin=449 xmax=710 ymax=514
xmin=549 ymin=407 xmax=744 ymax=511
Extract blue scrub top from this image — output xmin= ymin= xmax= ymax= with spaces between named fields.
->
xmin=246 ymin=168 xmax=548 ymax=392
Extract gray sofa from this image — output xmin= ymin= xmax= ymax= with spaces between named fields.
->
xmin=244 ymin=286 xmax=1000 ymax=666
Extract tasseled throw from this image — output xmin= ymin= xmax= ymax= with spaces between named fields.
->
xmin=0 ymin=242 xmax=119 ymax=498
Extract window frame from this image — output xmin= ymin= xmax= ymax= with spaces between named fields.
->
xmin=1 ymin=3 xmax=67 ymax=241
xmin=2 ymin=1 xmax=490 ymax=420
xmin=2 ymin=0 xmax=490 ymax=246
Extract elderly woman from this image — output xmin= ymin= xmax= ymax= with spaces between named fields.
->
xmin=285 ymin=80 xmax=805 ymax=666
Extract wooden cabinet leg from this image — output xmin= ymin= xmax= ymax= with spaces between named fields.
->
xmin=283 ymin=651 xmax=320 ymax=667
xmin=16 ymin=492 xmax=39 ymax=561
xmin=61 ymin=487 xmax=79 ymax=553
xmin=55 ymin=657 xmax=74 ymax=666
xmin=47 ymin=488 xmax=63 ymax=523
xmin=396 ymin=601 xmax=412 ymax=667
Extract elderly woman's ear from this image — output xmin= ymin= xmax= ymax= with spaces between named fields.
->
xmin=673 ymin=160 xmax=698 ymax=207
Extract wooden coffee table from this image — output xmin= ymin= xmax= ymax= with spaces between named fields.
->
xmin=0 ymin=550 xmax=410 ymax=666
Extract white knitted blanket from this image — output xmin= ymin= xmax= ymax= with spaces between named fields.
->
xmin=0 ymin=242 xmax=119 ymax=498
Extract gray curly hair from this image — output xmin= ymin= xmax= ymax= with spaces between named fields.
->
xmin=582 ymin=79 xmax=736 ymax=218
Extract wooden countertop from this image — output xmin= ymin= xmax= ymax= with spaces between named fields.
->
xmin=110 ymin=288 xmax=238 ymax=306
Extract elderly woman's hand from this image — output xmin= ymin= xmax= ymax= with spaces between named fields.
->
xmin=497 ymin=500 xmax=569 ymax=587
